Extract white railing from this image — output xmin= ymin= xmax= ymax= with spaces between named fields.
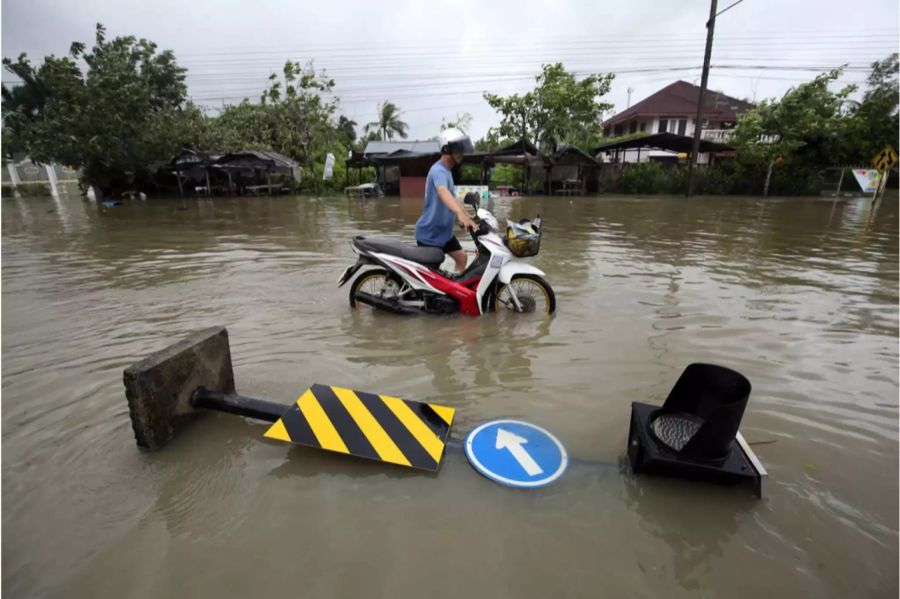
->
xmin=701 ymin=129 xmax=734 ymax=143
xmin=701 ymin=129 xmax=779 ymax=144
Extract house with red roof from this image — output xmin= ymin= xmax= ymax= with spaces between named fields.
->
xmin=602 ymin=81 xmax=753 ymax=144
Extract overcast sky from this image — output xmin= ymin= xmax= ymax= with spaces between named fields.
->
xmin=3 ymin=0 xmax=898 ymax=141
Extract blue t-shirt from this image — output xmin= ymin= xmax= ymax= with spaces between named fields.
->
xmin=415 ymin=160 xmax=456 ymax=246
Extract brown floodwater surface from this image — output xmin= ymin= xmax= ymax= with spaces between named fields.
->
xmin=2 ymin=192 xmax=897 ymax=598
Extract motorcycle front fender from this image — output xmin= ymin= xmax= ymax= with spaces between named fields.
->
xmin=498 ymin=261 xmax=546 ymax=285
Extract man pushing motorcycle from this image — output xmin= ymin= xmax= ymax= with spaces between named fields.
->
xmin=414 ymin=128 xmax=478 ymax=275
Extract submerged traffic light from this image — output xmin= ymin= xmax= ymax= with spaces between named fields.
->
xmin=627 ymin=363 xmax=767 ymax=498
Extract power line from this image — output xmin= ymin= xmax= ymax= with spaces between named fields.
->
xmin=184 ymin=62 xmax=876 ymax=101
xmin=716 ymin=0 xmax=745 ymax=17
xmin=174 ymin=30 xmax=899 ymax=58
xmin=174 ymin=42 xmax=897 ymax=69
xmin=174 ymin=49 xmax=894 ymax=81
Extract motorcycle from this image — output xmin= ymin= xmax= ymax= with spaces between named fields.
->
xmin=337 ymin=195 xmax=555 ymax=316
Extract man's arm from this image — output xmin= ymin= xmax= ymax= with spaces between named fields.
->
xmin=436 ymin=185 xmax=477 ymax=231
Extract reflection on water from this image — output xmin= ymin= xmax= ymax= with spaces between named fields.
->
xmin=2 ymin=192 xmax=897 ymax=598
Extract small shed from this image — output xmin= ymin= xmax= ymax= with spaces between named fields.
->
xmin=346 ymin=150 xmax=374 ymax=186
xmin=464 ymin=139 xmax=543 ymax=192
xmin=160 ymin=149 xmax=220 ymax=196
xmin=363 ymin=141 xmax=441 ymax=196
xmin=543 ymin=145 xmax=600 ymax=195
xmin=211 ymin=150 xmax=300 ymax=195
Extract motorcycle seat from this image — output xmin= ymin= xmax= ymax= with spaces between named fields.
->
xmin=353 ymin=236 xmax=444 ymax=267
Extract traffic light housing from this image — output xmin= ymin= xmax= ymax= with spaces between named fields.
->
xmin=627 ymin=363 xmax=766 ymax=497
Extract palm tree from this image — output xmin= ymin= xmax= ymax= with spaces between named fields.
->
xmin=365 ymin=101 xmax=408 ymax=141
xmin=337 ymin=115 xmax=358 ymax=148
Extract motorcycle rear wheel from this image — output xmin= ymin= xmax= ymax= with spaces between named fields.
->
xmin=349 ymin=268 xmax=404 ymax=309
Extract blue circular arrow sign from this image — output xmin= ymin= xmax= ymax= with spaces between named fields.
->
xmin=465 ymin=420 xmax=568 ymax=488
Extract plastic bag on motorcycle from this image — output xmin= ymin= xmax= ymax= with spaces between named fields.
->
xmin=505 ymin=218 xmax=542 ymax=257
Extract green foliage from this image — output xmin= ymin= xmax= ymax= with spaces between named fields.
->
xmin=248 ymin=60 xmax=339 ymax=168
xmin=457 ymin=163 xmax=482 ymax=183
xmin=441 ymin=112 xmax=473 ymax=133
xmin=337 ymin=115 xmax=357 ymax=150
xmin=489 ymin=164 xmax=522 ymax=186
xmin=842 ymin=53 xmax=899 ymax=161
xmin=613 ymin=162 xmax=671 ymax=194
xmin=474 ymin=129 xmax=510 ymax=152
xmin=733 ymin=55 xmax=898 ymax=173
xmin=2 ymin=23 xmax=188 ymax=197
xmin=365 ymin=101 xmax=408 ymax=141
xmin=732 ymin=68 xmax=857 ymax=169
xmin=605 ymin=160 xmax=823 ymax=196
xmin=483 ymin=63 xmax=614 ymax=153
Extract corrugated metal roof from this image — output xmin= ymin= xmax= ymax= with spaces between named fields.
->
xmin=552 ymin=145 xmax=598 ymax=165
xmin=213 ymin=150 xmax=299 ymax=170
xmin=363 ymin=140 xmax=440 ymax=156
xmin=368 ymin=150 xmax=440 ymax=165
xmin=592 ymin=132 xmax=732 ymax=154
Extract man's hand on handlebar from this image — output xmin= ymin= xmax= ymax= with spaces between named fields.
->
xmin=458 ymin=210 xmax=477 ymax=233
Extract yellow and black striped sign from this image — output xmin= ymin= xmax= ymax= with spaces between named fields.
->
xmin=264 ymin=384 xmax=455 ymax=471
xmin=873 ymin=145 xmax=898 ymax=174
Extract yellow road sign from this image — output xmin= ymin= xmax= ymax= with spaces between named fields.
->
xmin=264 ymin=384 xmax=455 ymax=471
xmin=872 ymin=145 xmax=897 ymax=174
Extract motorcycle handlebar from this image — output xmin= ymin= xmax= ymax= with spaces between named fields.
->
xmin=468 ymin=219 xmax=491 ymax=241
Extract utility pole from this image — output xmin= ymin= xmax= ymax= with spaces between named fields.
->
xmin=627 ymin=87 xmax=634 ymax=108
xmin=686 ymin=0 xmax=718 ymax=198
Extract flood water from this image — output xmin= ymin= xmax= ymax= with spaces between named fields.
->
xmin=2 ymin=191 xmax=898 ymax=598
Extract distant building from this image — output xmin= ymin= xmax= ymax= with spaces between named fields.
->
xmin=599 ymin=81 xmax=753 ymax=164
xmin=602 ymin=81 xmax=753 ymax=144
xmin=363 ymin=140 xmax=440 ymax=196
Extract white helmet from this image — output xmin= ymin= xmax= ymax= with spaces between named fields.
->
xmin=439 ymin=127 xmax=474 ymax=156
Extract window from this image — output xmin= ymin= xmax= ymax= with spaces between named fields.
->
xmin=614 ymin=124 xmax=624 ymax=136
xmin=629 ymin=121 xmax=637 ymax=134
xmin=640 ymin=122 xmax=646 ymax=132
xmin=658 ymin=119 xmax=668 ymax=133
xmin=677 ymin=119 xmax=687 ymax=136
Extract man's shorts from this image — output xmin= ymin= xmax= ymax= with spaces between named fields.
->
xmin=417 ymin=235 xmax=462 ymax=253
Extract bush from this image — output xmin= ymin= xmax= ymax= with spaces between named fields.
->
xmin=606 ymin=159 xmax=822 ymax=196
xmin=1 ymin=182 xmax=52 ymax=197
xmin=615 ymin=161 xmax=671 ymax=194
xmin=489 ymin=164 xmax=521 ymax=186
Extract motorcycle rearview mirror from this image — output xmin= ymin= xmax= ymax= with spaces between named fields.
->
xmin=463 ymin=192 xmax=480 ymax=209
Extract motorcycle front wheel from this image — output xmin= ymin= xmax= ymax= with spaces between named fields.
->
xmin=492 ymin=274 xmax=556 ymax=315
xmin=348 ymin=268 xmax=404 ymax=309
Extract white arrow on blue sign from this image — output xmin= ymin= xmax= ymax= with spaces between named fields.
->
xmin=464 ymin=420 xmax=568 ymax=488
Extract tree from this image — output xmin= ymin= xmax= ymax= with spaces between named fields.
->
xmin=843 ymin=53 xmax=899 ymax=161
xmin=441 ymin=111 xmax=473 ymax=132
xmin=337 ymin=115 xmax=358 ymax=149
xmin=365 ymin=101 xmax=408 ymax=141
xmin=483 ymin=63 xmax=614 ymax=153
xmin=732 ymin=68 xmax=857 ymax=195
xmin=259 ymin=60 xmax=339 ymax=167
xmin=206 ymin=59 xmax=340 ymax=191
xmin=475 ymin=128 xmax=508 ymax=152
xmin=2 ymin=23 xmax=188 ymax=198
